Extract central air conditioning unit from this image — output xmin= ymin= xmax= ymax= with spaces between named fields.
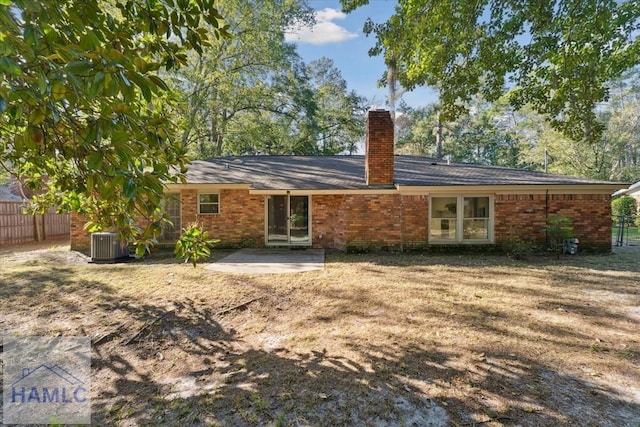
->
xmin=91 ymin=232 xmax=129 ymax=262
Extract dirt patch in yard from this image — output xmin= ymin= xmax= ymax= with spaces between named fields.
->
xmin=1 ymin=245 xmax=639 ymax=426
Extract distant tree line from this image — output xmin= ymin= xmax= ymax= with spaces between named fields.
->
xmin=395 ymin=67 xmax=640 ymax=182
xmin=344 ymin=0 xmax=639 ymax=183
xmin=169 ymin=0 xmax=367 ymax=158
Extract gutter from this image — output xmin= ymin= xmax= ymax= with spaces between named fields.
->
xmin=612 ymin=180 xmax=640 ymax=197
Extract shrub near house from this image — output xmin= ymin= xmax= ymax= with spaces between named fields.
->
xmin=612 ymin=196 xmax=637 ymax=225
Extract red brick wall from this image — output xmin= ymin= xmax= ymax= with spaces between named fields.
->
xmin=495 ymin=193 xmax=612 ymax=251
xmin=311 ymin=195 xmax=345 ymax=250
xmin=311 ymin=194 xmax=429 ymax=251
xmin=69 ymin=211 xmax=157 ymax=253
xmin=400 ymin=194 xmax=430 ymax=249
xmin=70 ymin=190 xmax=613 ymax=253
xmin=183 ymin=189 xmax=265 ymax=247
xmin=70 ymin=211 xmax=90 ymax=252
xmin=69 ymin=189 xmax=266 ymax=252
xmin=365 ymin=110 xmax=394 ymax=186
xmin=339 ymin=194 xmax=402 ymax=250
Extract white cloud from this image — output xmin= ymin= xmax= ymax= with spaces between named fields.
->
xmin=285 ymin=8 xmax=358 ymax=45
xmin=316 ymin=8 xmax=348 ymax=22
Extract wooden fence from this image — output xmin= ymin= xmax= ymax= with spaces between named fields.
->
xmin=0 ymin=201 xmax=70 ymax=245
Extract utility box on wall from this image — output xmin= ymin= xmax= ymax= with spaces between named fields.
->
xmin=563 ymin=238 xmax=579 ymax=255
xmin=91 ymin=232 xmax=129 ymax=262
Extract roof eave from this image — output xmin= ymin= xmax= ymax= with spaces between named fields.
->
xmin=164 ymin=182 xmax=251 ymax=191
xmin=397 ymin=184 xmax=627 ymax=195
xmin=248 ymin=187 xmax=399 ymax=195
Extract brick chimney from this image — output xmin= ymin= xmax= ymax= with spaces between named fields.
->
xmin=365 ymin=109 xmax=394 ymax=186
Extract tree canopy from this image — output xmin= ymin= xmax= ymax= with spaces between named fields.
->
xmin=171 ymin=0 xmax=315 ymax=157
xmin=396 ymin=99 xmax=527 ymax=169
xmin=343 ymin=0 xmax=640 ymax=145
xmin=0 ymin=0 xmax=226 ymax=251
xmin=172 ymin=0 xmax=366 ymax=158
xmin=395 ymin=68 xmax=640 ymax=183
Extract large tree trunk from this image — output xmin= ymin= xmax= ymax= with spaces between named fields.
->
xmin=387 ymin=57 xmax=397 ymax=121
xmin=436 ymin=115 xmax=443 ymax=160
xmin=212 ymin=115 xmax=224 ymax=157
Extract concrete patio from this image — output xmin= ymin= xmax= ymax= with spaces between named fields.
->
xmin=204 ymin=248 xmax=325 ymax=274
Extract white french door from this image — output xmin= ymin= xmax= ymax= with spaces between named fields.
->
xmin=266 ymin=195 xmax=310 ymax=245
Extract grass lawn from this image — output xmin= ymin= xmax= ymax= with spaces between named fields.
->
xmin=613 ymin=226 xmax=640 ymax=240
xmin=1 ymin=243 xmax=639 ymax=426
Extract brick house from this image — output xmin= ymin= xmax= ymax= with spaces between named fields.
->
xmin=71 ymin=110 xmax=625 ymax=253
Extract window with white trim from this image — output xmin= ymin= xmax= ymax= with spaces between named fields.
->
xmin=430 ymin=196 xmax=493 ymax=243
xmin=198 ymin=193 xmax=219 ymax=214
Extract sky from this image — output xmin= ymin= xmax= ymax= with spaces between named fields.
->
xmin=285 ymin=0 xmax=438 ymax=109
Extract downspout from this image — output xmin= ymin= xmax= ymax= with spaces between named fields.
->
xmin=399 ymin=188 xmax=404 ymax=252
xmin=545 ymin=189 xmax=549 ymax=247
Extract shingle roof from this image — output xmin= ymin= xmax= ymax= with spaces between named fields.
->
xmin=184 ymin=155 xmax=626 ymax=190
xmin=186 ymin=156 xmax=366 ymax=189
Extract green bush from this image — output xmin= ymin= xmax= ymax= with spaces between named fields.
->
xmin=174 ymin=223 xmax=220 ymax=267
xmin=0 ymin=169 xmax=9 ymax=186
xmin=612 ymin=196 xmax=637 ymax=226
xmin=500 ymin=229 xmax=535 ymax=260
xmin=545 ymin=214 xmax=573 ymax=258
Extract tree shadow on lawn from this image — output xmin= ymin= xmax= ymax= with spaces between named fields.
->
xmin=84 ymin=279 xmax=639 ymax=426
xmin=88 ymin=311 xmax=640 ymax=426
xmin=304 ymin=269 xmax=639 ymax=363
xmin=408 ymin=263 xmax=640 ymax=334
xmin=0 ymin=266 xmax=117 ymax=316
xmin=546 ymin=267 xmax=640 ymax=295
xmin=1 ymin=252 xmax=639 ymax=426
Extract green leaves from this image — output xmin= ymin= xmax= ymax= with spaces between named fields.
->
xmin=174 ymin=223 xmax=220 ymax=267
xmin=51 ymin=82 xmax=66 ymax=100
xmin=0 ymin=0 xmax=227 ymax=250
xmin=349 ymin=0 xmax=640 ymax=145
xmin=87 ymin=151 xmax=103 ymax=171
xmin=612 ymin=196 xmax=637 ymax=225
xmin=27 ymin=108 xmax=46 ymax=125
xmin=0 ymin=57 xmax=22 ymax=76
xmin=545 ymin=214 xmax=574 ymax=258
xmin=171 ymin=0 xmax=365 ymax=157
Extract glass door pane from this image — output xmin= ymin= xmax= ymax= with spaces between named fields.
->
xmin=161 ymin=193 xmax=181 ymax=241
xmin=267 ymin=196 xmax=289 ymax=243
xmin=268 ymin=195 xmax=288 ymax=243
xmin=289 ymin=196 xmax=310 ymax=244
xmin=267 ymin=195 xmax=310 ymax=245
